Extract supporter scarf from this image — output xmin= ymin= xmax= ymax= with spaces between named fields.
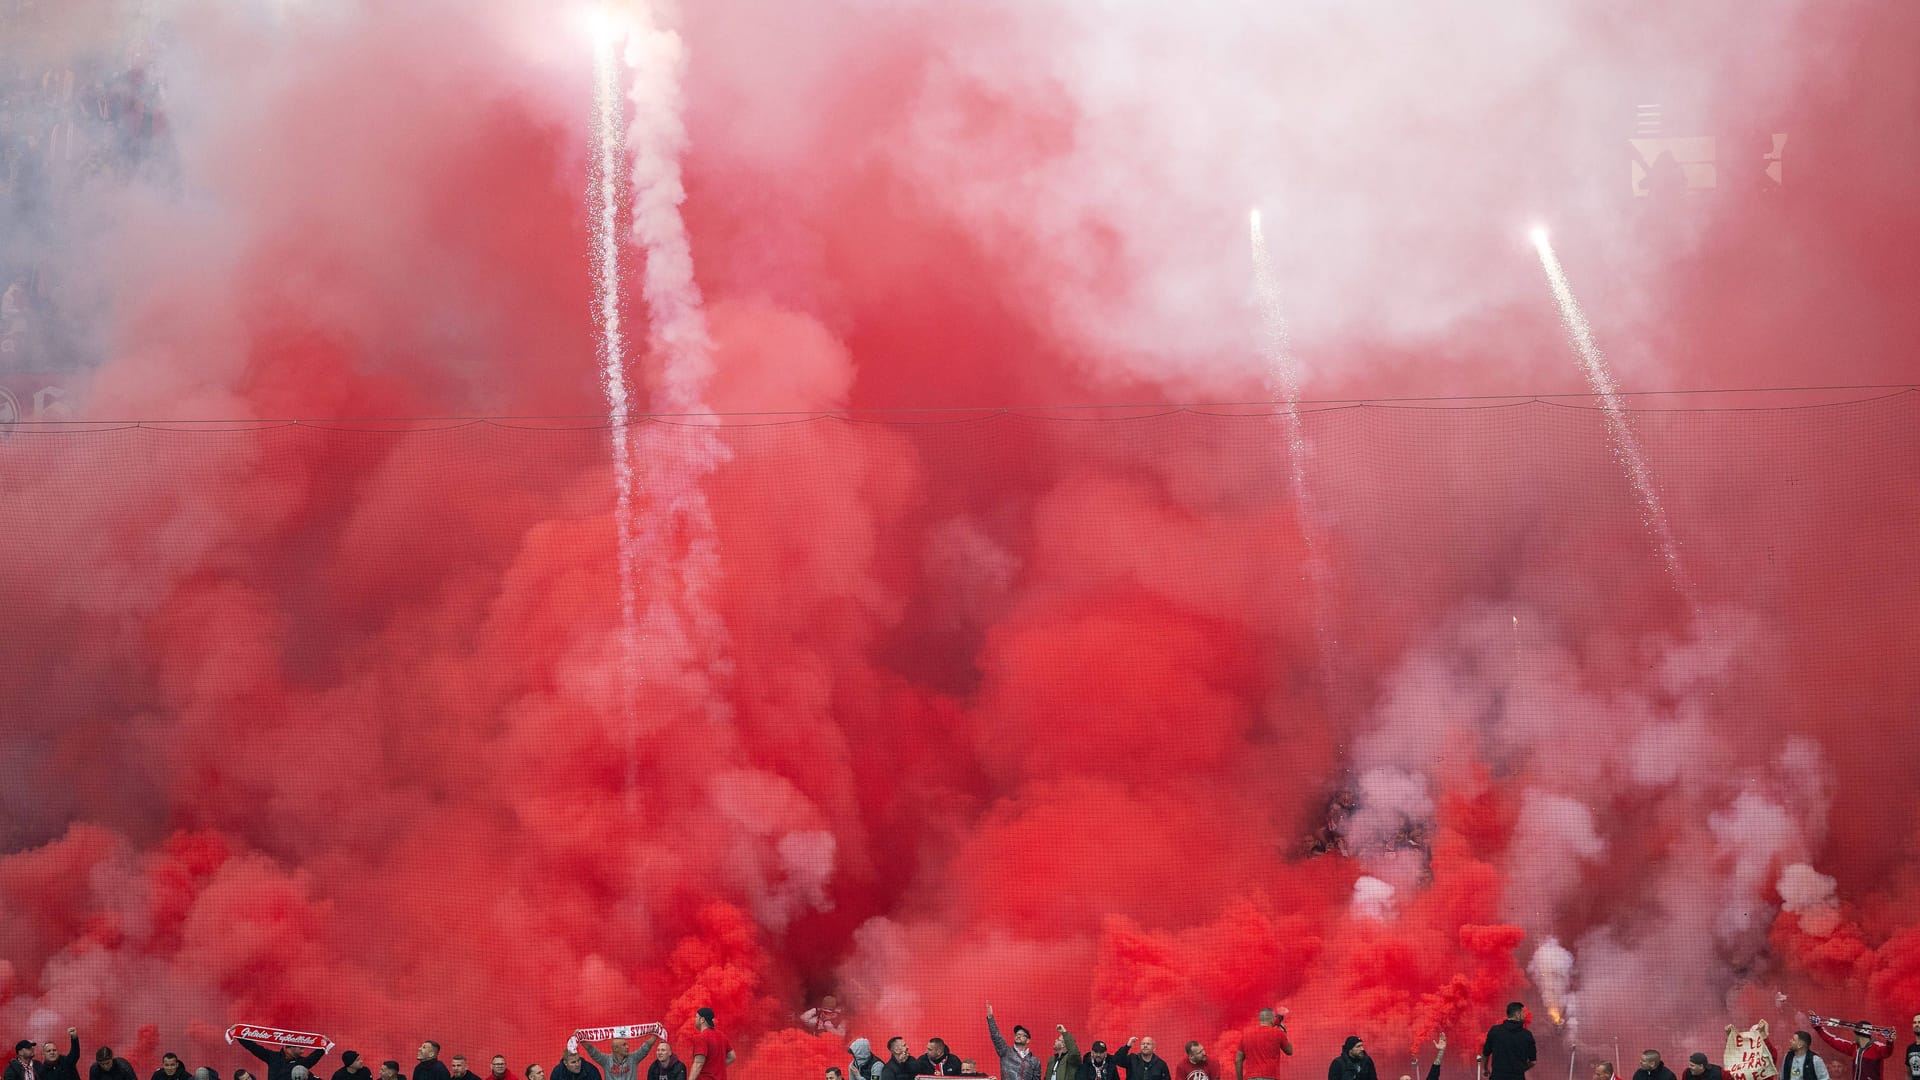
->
xmin=225 ymin=1027 xmax=336 ymax=1054
xmin=568 ymin=1027 xmax=668 ymax=1054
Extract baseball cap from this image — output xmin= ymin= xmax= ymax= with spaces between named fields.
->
xmin=1688 ymin=1055 xmax=1708 ymax=1066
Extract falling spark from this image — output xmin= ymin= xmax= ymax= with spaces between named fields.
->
xmin=1250 ymin=209 xmax=1338 ymax=670
xmin=1530 ymin=228 xmax=1690 ymax=599
xmin=588 ymin=7 xmax=646 ymax=812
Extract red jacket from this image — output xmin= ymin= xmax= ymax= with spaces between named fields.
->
xmin=1815 ymin=1023 xmax=1892 ymax=1080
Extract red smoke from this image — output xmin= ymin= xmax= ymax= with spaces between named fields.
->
xmin=3 ymin=3 xmax=1920 ymax=1080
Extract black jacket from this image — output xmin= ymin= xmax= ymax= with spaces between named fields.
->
xmin=1082 ymin=1059 xmax=1122 ymax=1080
xmin=885 ymin=1061 xmax=920 ymax=1080
xmin=1328 ymin=1053 xmax=1378 ymax=1080
xmin=44 ymin=1039 xmax=84 ymax=1080
xmin=1689 ymin=1067 xmax=1725 ymax=1080
xmin=1481 ymin=1023 xmax=1536 ymax=1080
xmin=8 ymin=1060 xmax=45 ymax=1080
xmin=239 ymin=1042 xmax=327 ymax=1080
xmin=553 ymin=1062 xmax=602 ymax=1080
xmin=414 ymin=1063 xmax=452 ymax=1080
xmin=333 ymin=1067 xmax=375 ymax=1080
xmin=1116 ymin=1053 xmax=1173 ymax=1080
xmin=1634 ymin=1066 xmax=1679 ymax=1080
xmin=154 ymin=1068 xmax=191 ymax=1080
xmin=918 ymin=1059 xmax=963 ymax=1078
xmin=91 ymin=1061 xmax=139 ymax=1080
xmin=646 ymin=1061 xmax=686 ymax=1080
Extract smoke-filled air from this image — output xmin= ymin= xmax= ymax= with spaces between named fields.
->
xmin=3 ymin=2 xmax=1920 ymax=1080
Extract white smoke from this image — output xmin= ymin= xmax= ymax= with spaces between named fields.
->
xmin=1506 ymin=791 xmax=1609 ymax=933
xmin=705 ymin=769 xmax=838 ymax=930
xmin=922 ymin=517 xmax=1021 ymax=631
xmin=1527 ymin=938 xmax=1576 ymax=1029
xmin=1342 ymin=768 xmax=1434 ymax=854
xmin=1708 ymin=793 xmax=1808 ymax=941
xmin=620 ymin=1 xmax=737 ymax=754
xmin=1351 ymin=875 xmax=1397 ymax=921
xmin=624 ymin=2 xmax=714 ymax=416
xmin=1776 ymin=863 xmax=1841 ymax=937
xmin=1773 ymin=737 xmax=1833 ymax=841
xmin=1341 ymin=599 xmax=1839 ymax=1042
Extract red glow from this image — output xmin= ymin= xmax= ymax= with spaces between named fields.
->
xmin=4 ymin=2 xmax=1920 ymax=1079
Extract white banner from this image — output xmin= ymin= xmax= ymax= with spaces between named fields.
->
xmin=1724 ymin=1024 xmax=1777 ymax=1080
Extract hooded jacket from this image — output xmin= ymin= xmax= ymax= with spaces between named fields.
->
xmin=90 ymin=1061 xmax=139 ymax=1080
xmin=411 ymin=1062 xmax=452 ymax=1080
xmin=849 ymin=1043 xmax=885 ymax=1080
xmin=1328 ymin=1042 xmax=1378 ymax=1080
xmin=1481 ymin=1021 xmax=1536 ymax=1080
xmin=238 ymin=1043 xmax=326 ymax=1080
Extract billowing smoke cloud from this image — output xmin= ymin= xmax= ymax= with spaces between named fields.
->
xmin=1777 ymin=864 xmax=1842 ymax=940
xmin=1527 ymin=940 xmax=1574 ymax=1032
xmin=3 ymin=4 xmax=1920 ymax=1080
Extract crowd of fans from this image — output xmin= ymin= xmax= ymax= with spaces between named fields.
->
xmin=0 ymin=0 xmax=170 ymax=371
xmin=1 ymin=1011 xmax=734 ymax=1080
xmin=16 ymin=1003 xmax=1911 ymax=1080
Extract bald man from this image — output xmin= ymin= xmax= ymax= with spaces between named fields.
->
xmin=1239 ymin=1012 xmax=1295 ymax=1080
